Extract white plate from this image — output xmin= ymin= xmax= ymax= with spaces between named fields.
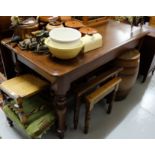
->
xmin=49 ymin=27 xmax=81 ymax=43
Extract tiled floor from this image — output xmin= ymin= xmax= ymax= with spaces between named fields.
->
xmin=1 ymin=74 xmax=155 ymax=139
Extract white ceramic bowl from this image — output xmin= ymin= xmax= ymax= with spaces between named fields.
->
xmin=49 ymin=27 xmax=81 ymax=43
xmin=45 ymin=37 xmax=83 ymax=60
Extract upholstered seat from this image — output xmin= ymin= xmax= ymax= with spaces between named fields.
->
xmin=0 ymin=74 xmax=49 ymax=124
xmin=3 ymin=95 xmax=55 ymax=138
xmin=0 ymin=74 xmax=48 ymax=99
xmin=0 ymin=74 xmax=55 ymax=138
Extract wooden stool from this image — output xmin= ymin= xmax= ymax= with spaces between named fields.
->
xmin=0 ymin=74 xmax=48 ymax=125
xmin=74 ymin=67 xmax=122 ymax=133
xmin=84 ymin=77 xmax=121 ymax=133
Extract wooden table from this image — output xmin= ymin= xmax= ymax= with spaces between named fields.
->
xmin=0 ymin=20 xmax=149 ymax=138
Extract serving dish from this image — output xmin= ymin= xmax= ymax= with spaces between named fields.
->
xmin=65 ymin=20 xmax=84 ymax=29
xmin=79 ymin=27 xmax=97 ymax=35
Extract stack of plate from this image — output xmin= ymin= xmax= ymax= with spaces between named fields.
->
xmin=45 ymin=27 xmax=83 ymax=60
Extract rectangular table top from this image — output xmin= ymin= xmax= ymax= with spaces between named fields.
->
xmin=1 ymin=20 xmax=149 ymax=79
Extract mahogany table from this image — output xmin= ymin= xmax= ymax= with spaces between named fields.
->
xmin=0 ymin=20 xmax=149 ymax=138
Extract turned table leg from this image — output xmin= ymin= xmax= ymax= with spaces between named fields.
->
xmin=51 ymin=76 xmax=70 ymax=138
xmin=54 ymin=94 xmax=67 ymax=139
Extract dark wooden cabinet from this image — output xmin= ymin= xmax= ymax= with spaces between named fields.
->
xmin=139 ymin=32 xmax=155 ymax=82
xmin=0 ymin=16 xmax=14 ymax=79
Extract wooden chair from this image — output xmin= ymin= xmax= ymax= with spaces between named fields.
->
xmin=0 ymin=74 xmax=48 ymax=125
xmin=74 ymin=67 xmax=122 ymax=133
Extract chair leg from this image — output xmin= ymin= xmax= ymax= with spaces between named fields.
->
xmin=7 ymin=117 xmax=13 ymax=127
xmin=107 ymin=90 xmax=116 ymax=114
xmin=84 ymin=103 xmax=91 ymax=134
xmin=74 ymin=96 xmax=81 ymax=129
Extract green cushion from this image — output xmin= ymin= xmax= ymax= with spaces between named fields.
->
xmin=2 ymin=95 xmax=55 ymax=138
xmin=26 ymin=112 xmax=55 ymax=138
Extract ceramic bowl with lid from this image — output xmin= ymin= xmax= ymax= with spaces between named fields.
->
xmin=49 ymin=27 xmax=81 ymax=43
xmin=45 ymin=37 xmax=83 ymax=59
xmin=46 ymin=27 xmax=83 ymax=59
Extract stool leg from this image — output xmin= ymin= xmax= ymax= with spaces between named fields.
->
xmin=74 ymin=96 xmax=81 ymax=129
xmin=0 ymin=91 xmax=4 ymax=108
xmin=152 ymin=68 xmax=155 ymax=75
xmin=0 ymin=91 xmax=13 ymax=126
xmin=7 ymin=117 xmax=13 ymax=127
xmin=0 ymin=90 xmax=6 ymax=107
xmin=142 ymin=75 xmax=147 ymax=83
xmin=84 ymin=102 xmax=91 ymax=134
xmin=107 ymin=90 xmax=116 ymax=114
xmin=16 ymin=98 xmax=27 ymax=124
